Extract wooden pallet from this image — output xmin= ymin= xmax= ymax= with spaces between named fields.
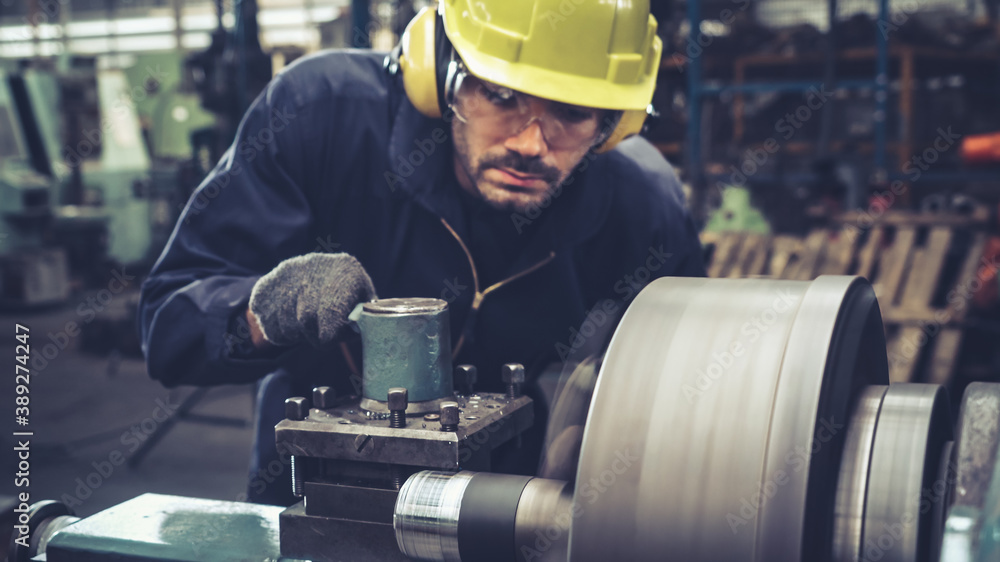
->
xmin=701 ymin=210 xmax=992 ymax=385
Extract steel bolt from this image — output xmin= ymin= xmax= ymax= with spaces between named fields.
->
xmin=455 ymin=364 xmax=477 ymax=396
xmin=502 ymin=364 xmax=525 ymax=399
xmin=312 ymin=386 xmax=334 ymax=409
xmin=440 ymin=401 xmax=460 ymax=432
xmin=388 ymin=387 xmax=408 ymax=429
xmin=285 ymin=397 xmax=309 ymax=421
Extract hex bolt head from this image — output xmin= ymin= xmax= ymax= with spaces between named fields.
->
xmin=502 ymin=364 xmax=525 ymax=399
xmin=388 ymin=388 xmax=408 ymax=428
xmin=439 ymin=401 xmax=460 ymax=432
xmin=455 ymin=364 xmax=477 ymax=395
xmin=312 ymin=386 xmax=334 ymax=409
xmin=388 ymin=387 xmax=409 ymax=411
xmin=285 ymin=397 xmax=309 ymax=421
xmin=502 ymin=363 xmax=525 ymax=385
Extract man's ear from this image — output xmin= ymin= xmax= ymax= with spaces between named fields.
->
xmin=593 ymin=111 xmax=625 ymax=149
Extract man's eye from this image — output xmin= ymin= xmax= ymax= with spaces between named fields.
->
xmin=553 ymin=104 xmax=595 ymax=123
xmin=479 ymin=85 xmax=517 ymax=106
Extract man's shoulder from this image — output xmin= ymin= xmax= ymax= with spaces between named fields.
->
xmin=268 ymin=49 xmax=393 ymax=109
xmin=599 ymin=136 xmax=688 ymax=216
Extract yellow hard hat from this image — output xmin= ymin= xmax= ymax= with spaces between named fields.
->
xmin=440 ymin=0 xmax=662 ymax=112
xmin=394 ymin=1 xmax=661 ymax=151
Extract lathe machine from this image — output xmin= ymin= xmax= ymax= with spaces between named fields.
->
xmin=9 ymin=276 xmax=1000 ymax=561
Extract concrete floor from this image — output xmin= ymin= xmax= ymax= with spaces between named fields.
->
xmin=0 ymin=288 xmax=256 ymax=518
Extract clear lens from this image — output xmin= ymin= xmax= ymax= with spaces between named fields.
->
xmin=450 ymin=70 xmax=603 ymax=150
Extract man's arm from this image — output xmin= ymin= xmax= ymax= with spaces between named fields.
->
xmin=138 ymin=68 xmax=318 ymax=387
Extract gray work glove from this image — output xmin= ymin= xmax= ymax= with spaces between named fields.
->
xmin=248 ymin=252 xmax=376 ymax=347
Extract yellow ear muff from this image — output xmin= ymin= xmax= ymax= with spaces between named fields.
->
xmin=399 ymin=7 xmax=441 ymax=118
xmin=593 ymin=108 xmax=647 ymax=153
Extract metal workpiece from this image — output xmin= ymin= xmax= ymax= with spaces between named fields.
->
xmin=502 ymin=363 xmax=525 ymax=399
xmin=395 ymin=471 xmax=476 ymax=562
xmin=389 ymin=387 xmax=409 ymax=429
xmin=569 ymin=276 xmax=888 ymax=562
xmin=313 ymin=386 xmax=335 ymax=409
xmin=355 ymin=297 xmax=453 ymax=406
xmin=394 ymin=471 xmax=569 ymax=562
xmin=833 ymin=385 xmax=888 ymax=562
xmin=440 ymin=402 xmax=460 ymax=432
xmin=285 ymin=396 xmax=309 ymax=421
xmin=274 ymin=393 xmax=533 ymax=469
xmin=513 ymin=478 xmax=574 ymax=562
xmin=864 ymin=383 xmax=953 ymax=562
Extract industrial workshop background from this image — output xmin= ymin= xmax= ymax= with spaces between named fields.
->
xmin=2 ymin=0 xmax=1000 ymax=559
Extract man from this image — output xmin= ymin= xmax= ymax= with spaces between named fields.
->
xmin=138 ymin=0 xmax=705 ymax=506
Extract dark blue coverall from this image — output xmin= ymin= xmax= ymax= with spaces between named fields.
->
xmin=138 ymin=50 xmax=706 ymax=505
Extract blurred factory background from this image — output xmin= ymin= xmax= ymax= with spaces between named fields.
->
xmin=1 ymin=0 xmax=1000 ymax=542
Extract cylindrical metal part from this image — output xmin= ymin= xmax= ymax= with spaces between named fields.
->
xmin=440 ymin=402 xmax=459 ymax=432
xmin=502 ymin=364 xmax=525 ymax=399
xmin=312 ymin=386 xmax=334 ymax=409
xmin=389 ymin=387 xmax=409 ymax=429
xmin=570 ymin=276 xmax=888 ymax=562
xmin=833 ymin=385 xmax=888 ymax=562
xmin=285 ymin=397 xmax=309 ymax=421
xmin=8 ymin=500 xmax=77 ymax=562
xmin=356 ymin=298 xmax=453 ymax=405
xmin=863 ymin=383 xmax=952 ymax=562
xmin=513 ymin=478 xmax=573 ymax=562
xmin=394 ymin=471 xmax=569 ymax=562
xmin=394 ymin=471 xmax=475 ymax=562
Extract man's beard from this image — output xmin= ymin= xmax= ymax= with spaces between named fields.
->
xmin=455 ymin=141 xmax=566 ymax=214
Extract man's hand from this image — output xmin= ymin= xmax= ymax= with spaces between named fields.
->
xmin=248 ymin=253 xmax=376 ymax=348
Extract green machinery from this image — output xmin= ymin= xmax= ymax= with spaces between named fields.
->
xmin=0 ymin=69 xmax=68 ymax=306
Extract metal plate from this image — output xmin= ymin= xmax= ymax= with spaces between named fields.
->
xmin=569 ymin=276 xmax=888 ymax=561
xmin=43 ymin=493 xmax=302 ymax=562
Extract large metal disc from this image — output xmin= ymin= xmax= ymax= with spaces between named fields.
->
xmin=864 ymin=383 xmax=952 ymax=562
xmin=568 ymin=276 xmax=888 ymax=562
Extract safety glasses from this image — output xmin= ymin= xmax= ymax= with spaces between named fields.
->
xmin=446 ymin=61 xmax=606 ymax=151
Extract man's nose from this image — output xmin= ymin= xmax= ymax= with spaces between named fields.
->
xmin=504 ymin=117 xmax=547 ymax=158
